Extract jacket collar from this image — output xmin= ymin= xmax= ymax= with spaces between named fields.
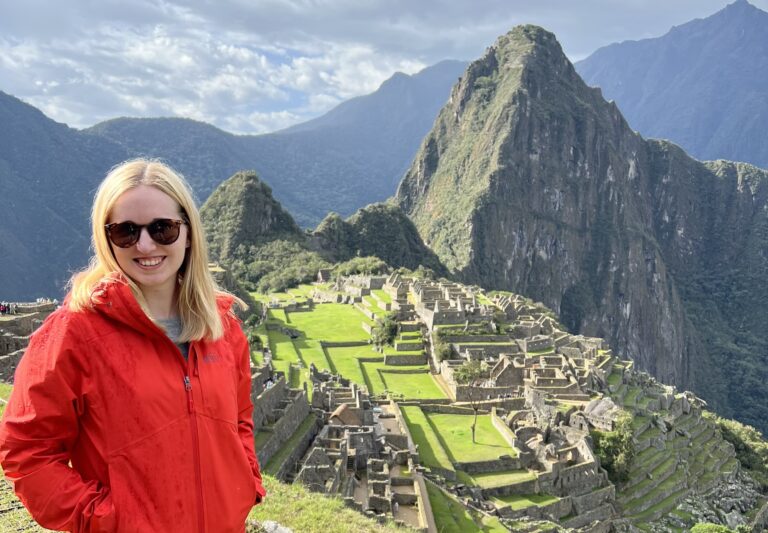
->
xmin=89 ymin=273 xmax=233 ymax=338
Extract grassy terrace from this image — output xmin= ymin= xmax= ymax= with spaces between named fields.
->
xmin=457 ymin=470 xmax=536 ymax=489
xmin=371 ymin=289 xmax=392 ymax=304
xmin=426 ymin=481 xmax=507 ymax=533
xmin=401 ymin=406 xmax=454 ymax=472
xmin=287 ymin=304 xmax=372 ymax=342
xmin=426 ymin=413 xmax=518 ymax=462
xmin=491 ymin=493 xmax=559 ymax=511
xmin=249 ymin=474 xmax=403 ymax=533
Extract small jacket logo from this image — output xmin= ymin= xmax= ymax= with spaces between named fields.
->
xmin=203 ymin=354 xmax=220 ymax=363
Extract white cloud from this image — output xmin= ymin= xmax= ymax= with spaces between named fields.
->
xmin=2 ymin=0 xmax=767 ymax=133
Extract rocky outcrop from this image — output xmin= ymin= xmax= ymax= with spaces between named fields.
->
xmin=396 ymin=26 xmax=768 ymax=431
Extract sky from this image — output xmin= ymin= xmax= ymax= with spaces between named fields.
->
xmin=2 ymin=0 xmax=766 ymax=135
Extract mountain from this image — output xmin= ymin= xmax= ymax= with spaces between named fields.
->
xmin=84 ymin=60 xmax=468 ymax=228
xmin=201 ymin=170 xmax=303 ymax=262
xmin=0 ymin=91 xmax=128 ymax=300
xmin=575 ymin=0 xmax=768 ymax=169
xmin=309 ymin=203 xmax=446 ymax=274
xmin=200 ymin=170 xmax=444 ymax=294
xmin=396 ymin=26 xmax=768 ymax=432
xmin=3 ymin=60 xmax=464 ymax=300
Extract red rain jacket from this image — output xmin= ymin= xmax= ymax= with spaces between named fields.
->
xmin=0 ymin=278 xmax=266 ymax=532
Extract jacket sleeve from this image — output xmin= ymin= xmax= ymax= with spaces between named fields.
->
xmin=233 ymin=318 xmax=266 ymax=504
xmin=0 ymin=312 xmax=116 ymax=532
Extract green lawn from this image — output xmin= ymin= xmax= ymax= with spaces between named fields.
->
xmin=426 ymin=481 xmax=507 ymax=533
xmin=379 ymin=371 xmax=446 ymax=400
xmin=287 ymin=304 xmax=371 ymax=342
xmin=457 ymin=469 xmax=536 ymax=489
xmin=325 ymin=346 xmax=376 ymax=387
xmin=491 ymin=493 xmax=559 ymax=511
xmin=400 ymin=406 xmax=453 ymax=472
xmin=267 ymin=308 xmax=288 ymax=324
xmin=293 ymin=337 xmax=333 ymax=373
xmin=249 ymin=475 xmax=404 ymax=533
xmin=426 ymin=413 xmax=517 ymax=462
xmin=371 ymin=289 xmax=392 ymax=305
xmin=0 ymin=382 xmax=12 ymax=418
xmin=359 ymin=361 xmax=434 ymax=398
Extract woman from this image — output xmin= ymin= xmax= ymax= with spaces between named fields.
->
xmin=0 ymin=160 xmax=266 ymax=532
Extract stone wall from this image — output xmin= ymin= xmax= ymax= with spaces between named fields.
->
xmin=256 ymin=388 xmax=310 ymax=466
xmin=252 ymin=376 xmax=288 ymax=430
xmin=570 ymin=484 xmax=614 ymax=515
xmin=272 ymin=415 xmax=323 ymax=482
xmin=384 ymin=353 xmax=427 ymax=365
xmin=456 ymin=455 xmax=522 ymax=474
xmin=0 ymin=350 xmax=25 ymax=381
xmin=497 ymin=496 xmax=573 ymax=521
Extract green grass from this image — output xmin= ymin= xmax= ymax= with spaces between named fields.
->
xmin=491 ymin=493 xmax=559 ymax=511
xmin=0 ymin=382 xmax=12 ymax=419
xmin=425 ymin=481 xmax=507 ymax=533
xmin=324 ymin=346 xmax=376 ymax=387
xmin=457 ymin=469 xmax=536 ymax=489
xmin=400 ymin=406 xmax=454 ymax=472
xmin=371 ymin=289 xmax=392 ymax=304
xmin=293 ymin=337 xmax=333 ymax=372
xmin=379 ymin=371 xmax=446 ymax=400
xmin=426 ymin=413 xmax=516 ymax=462
xmin=249 ymin=475 xmax=404 ymax=533
xmin=287 ymin=304 xmax=372 ymax=342
xmin=264 ymin=414 xmax=317 ymax=476
xmin=623 ymin=386 xmax=641 ymax=407
xmin=358 ymin=361 xmax=436 ymax=398
xmin=0 ymin=478 xmax=58 ymax=532
xmin=255 ymin=430 xmax=272 ymax=450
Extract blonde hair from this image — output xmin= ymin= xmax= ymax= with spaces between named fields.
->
xmin=69 ymin=159 xmax=239 ymax=341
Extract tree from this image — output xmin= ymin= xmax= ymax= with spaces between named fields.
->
xmin=453 ymin=360 xmax=487 ymax=443
xmin=372 ymin=312 xmax=398 ymax=347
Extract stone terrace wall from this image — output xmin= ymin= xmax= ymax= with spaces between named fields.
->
xmin=252 ymin=376 xmax=288 ymax=430
xmin=0 ymin=349 xmax=25 ymax=381
xmin=256 ymin=390 xmax=310 ymax=466
xmin=271 ymin=415 xmax=323 ymax=482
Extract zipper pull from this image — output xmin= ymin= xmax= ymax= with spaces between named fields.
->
xmin=184 ymin=375 xmax=194 ymax=413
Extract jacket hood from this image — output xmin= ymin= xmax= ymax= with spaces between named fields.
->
xmin=87 ymin=273 xmax=234 ymax=338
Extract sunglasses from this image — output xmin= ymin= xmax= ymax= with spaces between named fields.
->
xmin=105 ymin=218 xmax=187 ymax=248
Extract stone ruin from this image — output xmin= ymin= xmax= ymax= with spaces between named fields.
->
xmin=0 ymin=300 xmax=58 ymax=381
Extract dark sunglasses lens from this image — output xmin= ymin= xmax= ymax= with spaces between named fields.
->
xmin=148 ymin=219 xmax=181 ymax=245
xmin=109 ymin=223 xmax=140 ymax=248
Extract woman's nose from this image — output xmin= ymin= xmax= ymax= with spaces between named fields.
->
xmin=135 ymin=227 xmax=157 ymax=252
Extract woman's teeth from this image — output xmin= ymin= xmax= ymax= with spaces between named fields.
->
xmin=137 ymin=257 xmax=163 ymax=267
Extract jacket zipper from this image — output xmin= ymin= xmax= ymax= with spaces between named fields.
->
xmin=181 ymin=345 xmax=205 ymax=533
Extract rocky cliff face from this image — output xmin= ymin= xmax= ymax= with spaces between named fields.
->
xmin=397 ymin=26 xmax=768 ymax=430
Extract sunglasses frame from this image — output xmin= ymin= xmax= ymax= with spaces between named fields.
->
xmin=105 ymin=218 xmax=187 ymax=248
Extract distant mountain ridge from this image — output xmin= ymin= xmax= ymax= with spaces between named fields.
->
xmin=1 ymin=60 xmax=466 ymax=299
xmin=576 ymin=0 xmax=768 ymax=169
xmin=84 ymin=60 xmax=468 ymax=227
xmin=397 ymin=25 xmax=768 ymax=432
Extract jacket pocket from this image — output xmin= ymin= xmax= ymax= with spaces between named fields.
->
xmin=196 ymin=349 xmax=239 ymax=424
xmin=107 ymin=416 xmax=198 ymax=533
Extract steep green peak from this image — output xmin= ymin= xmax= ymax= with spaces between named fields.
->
xmin=201 ymin=170 xmax=302 ymax=262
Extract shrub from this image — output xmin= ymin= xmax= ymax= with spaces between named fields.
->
xmin=590 ymin=411 xmax=634 ymax=484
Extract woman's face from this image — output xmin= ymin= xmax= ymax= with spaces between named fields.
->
xmin=107 ymin=185 xmax=190 ymax=298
